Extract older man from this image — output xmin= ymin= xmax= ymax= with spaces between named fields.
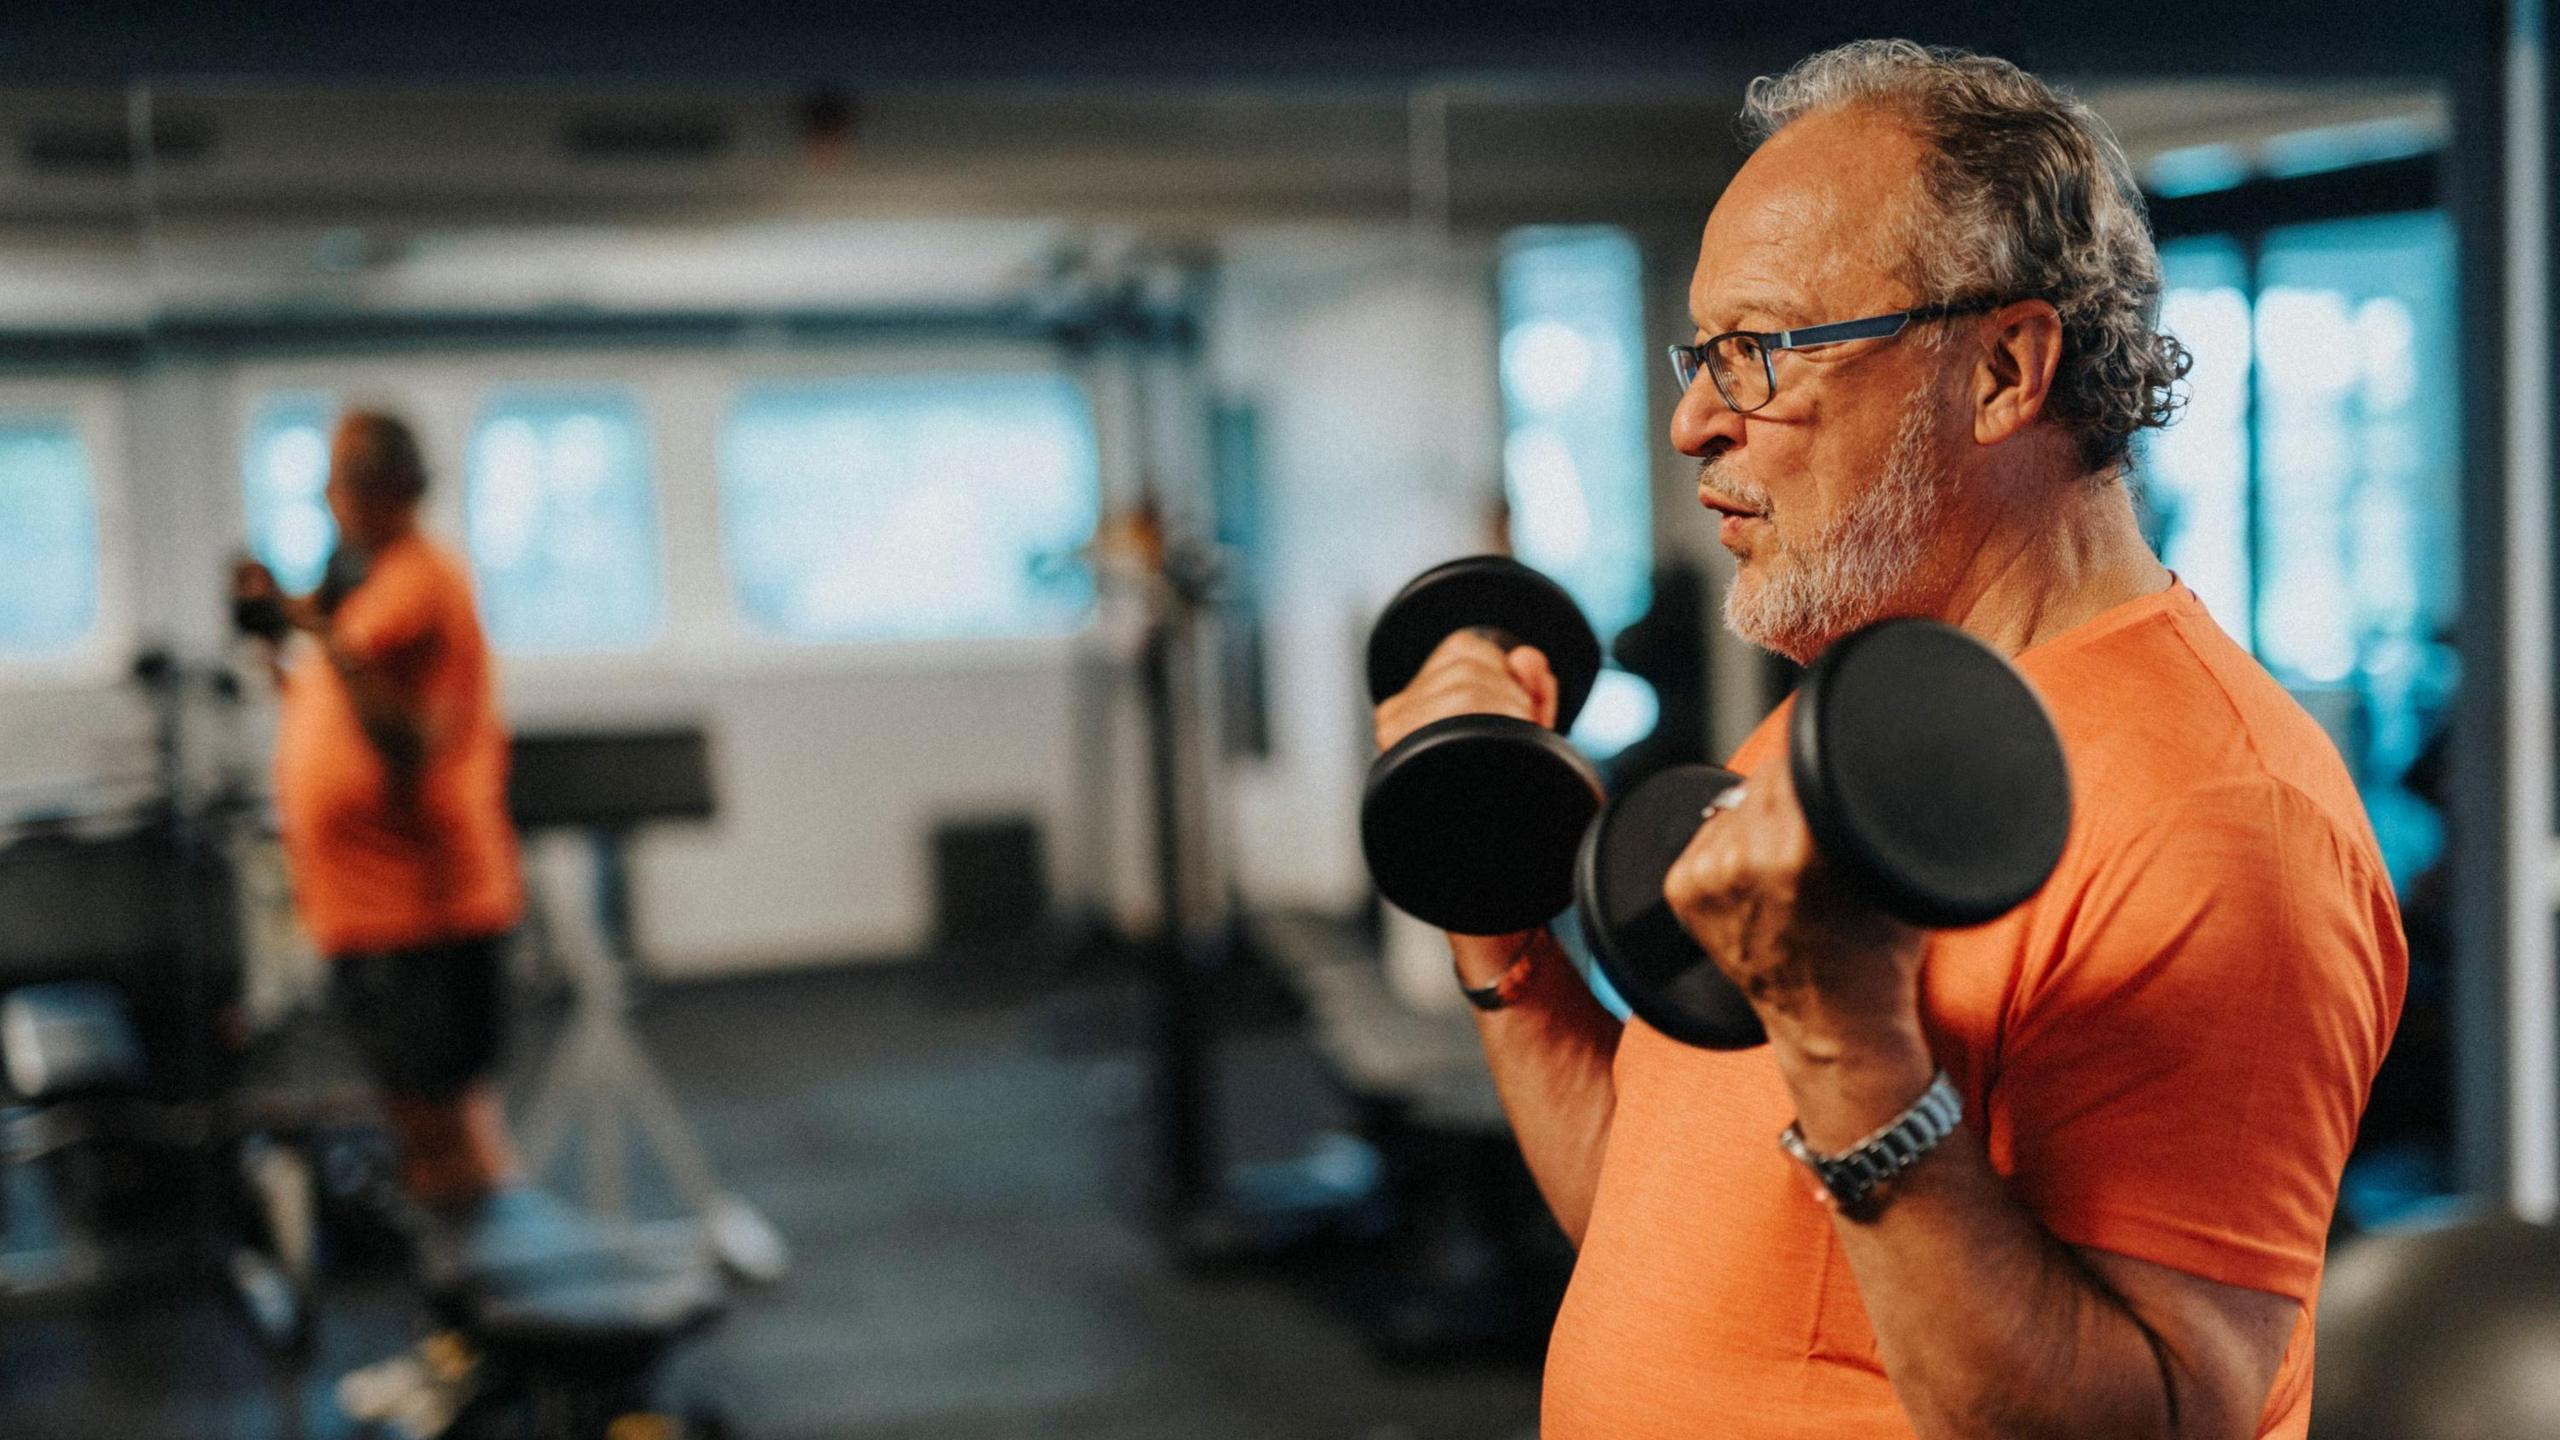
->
xmin=235 ymin=411 xmax=526 ymax=1211
xmin=1374 ymin=42 xmax=2403 ymax=1440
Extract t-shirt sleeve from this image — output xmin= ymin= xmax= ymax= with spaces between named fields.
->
xmin=330 ymin=547 xmax=443 ymax=667
xmin=1988 ymin=778 xmax=2405 ymax=1300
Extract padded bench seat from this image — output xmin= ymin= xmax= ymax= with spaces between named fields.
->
xmin=1251 ymin=913 xmax=1506 ymax=1133
xmin=2 ymin=982 xmax=144 ymax=1102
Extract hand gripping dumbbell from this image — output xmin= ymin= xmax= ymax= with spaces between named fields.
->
xmin=1360 ymin=556 xmax=1607 ymax=938
xmin=1363 ymin=556 xmax=2073 ymax=1050
xmin=1575 ymin=619 xmax=2073 ymax=1048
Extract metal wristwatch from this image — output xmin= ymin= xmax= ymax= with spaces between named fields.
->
xmin=1779 ymin=1069 xmax=1963 ymax=1216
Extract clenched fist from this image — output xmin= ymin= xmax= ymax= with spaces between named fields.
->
xmin=1373 ymin=630 xmax=1561 ymax=754
xmin=1661 ymin=752 xmax=1925 ymax=1059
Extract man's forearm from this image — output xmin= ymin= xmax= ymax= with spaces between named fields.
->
xmin=1840 ymin=1127 xmax=2198 ymax=1439
xmin=1457 ymin=929 xmax=1621 ymax=1246
xmin=326 ymin=646 xmax=430 ymax=800
xmin=1789 ymin=1045 xmax=2213 ymax=1440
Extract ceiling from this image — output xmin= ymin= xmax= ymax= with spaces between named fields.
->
xmin=0 ymin=1 xmax=2482 ymax=88
xmin=0 ymin=74 xmax=2446 ymax=330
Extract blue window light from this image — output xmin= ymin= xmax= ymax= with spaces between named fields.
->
xmin=1499 ymin=227 xmax=1655 ymax=760
xmin=242 ymin=393 xmax=338 ymax=596
xmin=2255 ymin=212 xmax=2458 ymax=889
xmin=2142 ymin=212 xmax=2457 ymax=893
xmin=0 ymin=417 xmax=102 ymax=659
xmin=718 ymin=373 xmax=1101 ymax=642
xmin=2146 ymin=238 xmax=2255 ymax=643
xmin=467 ymin=389 xmax=664 ymax=654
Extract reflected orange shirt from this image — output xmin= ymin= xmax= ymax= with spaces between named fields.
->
xmin=1544 ymin=581 xmax=2405 ymax=1439
xmin=273 ymin=533 xmax=523 ymax=956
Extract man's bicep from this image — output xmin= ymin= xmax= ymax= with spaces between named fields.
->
xmin=330 ymin=556 xmax=440 ymax=662
xmin=2074 ymin=1245 xmax=2298 ymax=1440
xmin=1996 ymin=786 xmax=2400 ymax=1297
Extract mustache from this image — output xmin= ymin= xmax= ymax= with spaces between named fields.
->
xmin=1697 ymin=460 xmax=1773 ymax=514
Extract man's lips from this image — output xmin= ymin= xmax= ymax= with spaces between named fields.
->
xmin=1699 ymin=489 xmax=1765 ymax=520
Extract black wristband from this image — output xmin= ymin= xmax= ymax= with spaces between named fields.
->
xmin=1457 ymin=936 xmax=1540 ymax=1012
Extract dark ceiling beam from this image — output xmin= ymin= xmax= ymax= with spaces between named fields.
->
xmin=0 ymin=2 xmax=2469 ymax=87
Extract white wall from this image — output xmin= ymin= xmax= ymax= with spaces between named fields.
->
xmin=1209 ymin=232 xmax=1507 ymax=915
xmin=0 ymin=222 xmax=1670 ymax=976
xmin=0 ymin=343 xmax=1108 ymax=976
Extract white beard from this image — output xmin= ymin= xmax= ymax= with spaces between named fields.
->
xmin=1719 ymin=387 xmax=1950 ymax=664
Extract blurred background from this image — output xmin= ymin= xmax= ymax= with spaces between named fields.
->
xmin=0 ymin=3 xmax=2541 ymax=1438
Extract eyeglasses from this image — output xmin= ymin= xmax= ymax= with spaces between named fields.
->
xmin=1667 ymin=300 xmax=2004 ymax=414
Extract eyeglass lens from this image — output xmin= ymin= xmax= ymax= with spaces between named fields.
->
xmin=1710 ymin=334 xmax=1773 ymax=412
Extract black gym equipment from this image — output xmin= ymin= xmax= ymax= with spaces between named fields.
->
xmin=1361 ymin=557 xmax=1606 ymax=938
xmin=0 ymin=653 xmax=326 ymax=1352
xmin=506 ymin=725 xmax=787 ymax=1285
xmin=1579 ymin=619 xmax=2072 ymax=1049
xmin=314 ymin=727 xmax=755 ymax=1438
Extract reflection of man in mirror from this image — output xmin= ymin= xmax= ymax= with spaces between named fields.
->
xmin=232 ymin=410 xmax=526 ymax=1211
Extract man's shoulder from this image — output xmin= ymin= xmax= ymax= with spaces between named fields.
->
xmin=377 ymin=532 xmax=471 ymax=588
xmin=358 ymin=533 xmax=481 ymax=617
xmin=2024 ymin=589 xmax=2372 ymax=851
xmin=331 ymin=532 xmax=482 ymax=658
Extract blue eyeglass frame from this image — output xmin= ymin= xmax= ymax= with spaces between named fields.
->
xmin=1667 ymin=299 xmax=2006 ymax=412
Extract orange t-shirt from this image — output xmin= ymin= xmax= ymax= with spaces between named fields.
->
xmin=273 ymin=533 xmax=524 ymax=957
xmin=1543 ymin=581 xmax=2406 ymax=1439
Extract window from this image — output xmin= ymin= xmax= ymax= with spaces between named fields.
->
xmin=2148 ymin=213 xmax=2458 ymax=889
xmin=2147 ymin=238 xmax=2254 ymax=642
xmin=0 ymin=417 xmax=102 ymax=659
xmin=242 ymin=393 xmax=337 ymax=595
xmin=717 ymin=373 xmax=1099 ymax=642
xmin=2254 ymin=213 xmax=2458 ymax=888
xmin=1499 ymin=226 xmax=1656 ymax=757
xmin=467 ymin=389 xmax=663 ymax=654
xmin=2142 ymin=184 xmax=2459 ymax=1227
xmin=1498 ymin=228 xmax=1651 ymax=640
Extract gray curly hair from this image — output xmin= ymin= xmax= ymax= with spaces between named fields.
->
xmin=1739 ymin=40 xmax=2189 ymax=475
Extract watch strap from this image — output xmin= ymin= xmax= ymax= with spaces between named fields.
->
xmin=1779 ymin=1069 xmax=1962 ymax=1216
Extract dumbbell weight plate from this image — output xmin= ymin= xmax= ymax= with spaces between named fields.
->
xmin=1791 ymin=620 xmax=2072 ymax=929
xmin=1364 ymin=556 xmax=1603 ymax=734
xmin=1363 ymin=714 xmax=1604 ymax=936
xmin=1575 ymin=763 xmax=1767 ymax=1049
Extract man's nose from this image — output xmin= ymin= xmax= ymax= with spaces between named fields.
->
xmin=1669 ymin=373 xmax=1746 ymax=457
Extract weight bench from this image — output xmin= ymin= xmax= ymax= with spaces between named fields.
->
xmin=4 ymin=980 xmax=149 ymax=1110
xmin=1 ymin=982 xmax=214 ymax=1279
xmin=1251 ymin=912 xmax=1572 ymax=1361
xmin=346 ymin=1181 xmax=731 ymax=1438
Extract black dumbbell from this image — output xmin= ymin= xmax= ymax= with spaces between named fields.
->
xmin=1576 ymin=619 xmax=2073 ymax=1048
xmin=1361 ymin=556 xmax=1606 ymax=938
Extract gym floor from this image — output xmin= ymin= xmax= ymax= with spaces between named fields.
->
xmin=1 ymin=949 xmax=1544 ymax=1440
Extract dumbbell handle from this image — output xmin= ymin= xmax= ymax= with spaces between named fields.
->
xmin=1454 ymin=625 xmax=1569 ymax=726
xmin=1361 ymin=555 xmax=1609 ymax=936
xmin=1363 ymin=555 xmax=1602 ymax=731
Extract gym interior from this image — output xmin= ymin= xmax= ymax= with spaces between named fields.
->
xmin=0 ymin=5 xmax=2548 ymax=1438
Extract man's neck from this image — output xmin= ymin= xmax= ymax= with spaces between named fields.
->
xmin=1927 ymin=470 xmax=2169 ymax=658
xmin=348 ymin=512 xmax=420 ymax=559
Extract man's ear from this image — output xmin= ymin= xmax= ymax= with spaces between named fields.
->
xmin=1971 ymin=299 xmax=2065 ymax=447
